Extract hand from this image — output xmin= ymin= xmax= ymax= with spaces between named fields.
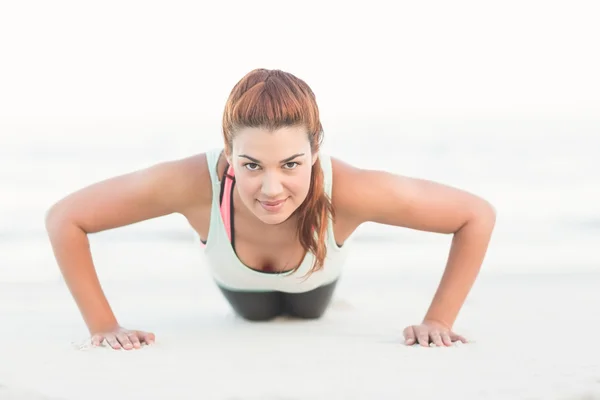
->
xmin=403 ymin=320 xmax=468 ymax=347
xmin=91 ymin=326 xmax=155 ymax=350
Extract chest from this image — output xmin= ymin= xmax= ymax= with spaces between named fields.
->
xmin=231 ymin=211 xmax=308 ymax=273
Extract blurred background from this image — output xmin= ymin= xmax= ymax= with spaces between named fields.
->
xmin=1 ymin=0 xmax=598 ymax=283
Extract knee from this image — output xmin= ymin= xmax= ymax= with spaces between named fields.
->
xmin=287 ymin=306 xmax=328 ymax=320
xmin=232 ymin=303 xmax=282 ymax=321
xmin=218 ymin=285 xmax=282 ymax=322
xmin=294 ymin=312 xmax=326 ymax=320
xmin=238 ymin=311 xmax=280 ymax=322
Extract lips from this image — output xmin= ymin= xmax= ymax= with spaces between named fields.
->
xmin=259 ymin=198 xmax=287 ymax=212
xmin=260 ymin=199 xmax=285 ymax=206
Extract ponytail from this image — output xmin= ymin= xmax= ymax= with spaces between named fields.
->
xmin=294 ymin=157 xmax=334 ymax=276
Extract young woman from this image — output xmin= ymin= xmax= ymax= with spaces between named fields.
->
xmin=45 ymin=68 xmax=496 ymax=351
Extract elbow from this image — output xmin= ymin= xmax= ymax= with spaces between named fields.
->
xmin=44 ymin=204 xmax=60 ymax=236
xmin=458 ymin=198 xmax=496 ymax=233
xmin=484 ymin=200 xmax=497 ymax=225
xmin=44 ymin=202 xmax=71 ymax=237
xmin=472 ymin=199 xmax=497 ymax=231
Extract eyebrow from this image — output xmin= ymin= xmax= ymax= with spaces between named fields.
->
xmin=238 ymin=153 xmax=305 ymax=164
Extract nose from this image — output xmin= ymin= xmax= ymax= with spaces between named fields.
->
xmin=261 ymin=172 xmax=284 ymax=198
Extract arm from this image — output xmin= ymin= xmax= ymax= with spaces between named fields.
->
xmin=45 ymin=154 xmax=212 ymax=335
xmin=332 ymin=159 xmax=496 ymax=330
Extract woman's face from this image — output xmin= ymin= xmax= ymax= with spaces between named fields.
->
xmin=227 ymin=125 xmax=317 ymax=225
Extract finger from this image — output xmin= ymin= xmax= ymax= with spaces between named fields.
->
xmin=128 ymin=333 xmax=141 ymax=349
xmin=456 ymin=335 xmax=468 ymax=343
xmin=105 ymin=335 xmax=122 ymax=350
xmin=430 ymin=331 xmax=444 ymax=347
xmin=91 ymin=334 xmax=104 ymax=347
xmin=403 ymin=326 xmax=416 ymax=346
xmin=116 ymin=332 xmax=134 ymax=350
xmin=139 ymin=331 xmax=155 ymax=345
xmin=415 ymin=327 xmax=430 ymax=347
xmin=441 ymin=332 xmax=453 ymax=346
xmin=450 ymin=332 xmax=468 ymax=343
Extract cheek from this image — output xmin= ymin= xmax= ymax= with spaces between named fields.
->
xmin=235 ymin=179 xmax=260 ymax=201
xmin=287 ymin=172 xmax=312 ymax=198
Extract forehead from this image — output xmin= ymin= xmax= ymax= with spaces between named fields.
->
xmin=232 ymin=126 xmax=310 ymax=157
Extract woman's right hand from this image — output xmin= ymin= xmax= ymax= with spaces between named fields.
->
xmin=91 ymin=326 xmax=155 ymax=350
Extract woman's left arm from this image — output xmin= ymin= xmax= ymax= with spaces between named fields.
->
xmin=332 ymin=159 xmax=496 ymax=346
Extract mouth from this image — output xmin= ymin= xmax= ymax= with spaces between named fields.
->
xmin=261 ymin=199 xmax=285 ymax=206
xmin=258 ymin=198 xmax=287 ymax=212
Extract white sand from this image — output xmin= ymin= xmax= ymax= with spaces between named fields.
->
xmin=1 ymin=238 xmax=600 ymax=400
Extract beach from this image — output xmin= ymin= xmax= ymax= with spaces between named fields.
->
xmin=1 ymin=116 xmax=599 ymax=399
xmin=2 ymin=0 xmax=600 ymax=396
xmin=1 ymin=239 xmax=600 ymax=399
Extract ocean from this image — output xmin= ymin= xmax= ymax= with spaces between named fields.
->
xmin=1 ymin=115 xmax=599 ymax=283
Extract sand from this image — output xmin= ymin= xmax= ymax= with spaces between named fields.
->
xmin=1 ymin=238 xmax=600 ymax=400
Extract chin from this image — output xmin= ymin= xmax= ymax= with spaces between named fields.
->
xmin=253 ymin=202 xmax=296 ymax=225
xmin=259 ymin=216 xmax=287 ymax=225
xmin=255 ymin=210 xmax=293 ymax=225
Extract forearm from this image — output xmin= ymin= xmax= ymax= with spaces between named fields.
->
xmin=46 ymin=219 xmax=119 ymax=334
xmin=423 ymin=207 xmax=496 ymax=328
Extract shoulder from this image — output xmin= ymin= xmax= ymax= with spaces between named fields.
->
xmin=46 ymin=152 xmax=215 ymax=234
xmin=329 ymin=156 xmax=367 ymax=225
xmin=329 ymin=156 xmax=495 ymax=233
xmin=154 ymin=153 xmax=214 ymax=212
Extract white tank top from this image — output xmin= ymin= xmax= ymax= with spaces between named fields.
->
xmin=200 ymin=147 xmax=350 ymax=293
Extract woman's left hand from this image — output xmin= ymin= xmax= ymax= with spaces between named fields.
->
xmin=403 ymin=319 xmax=468 ymax=347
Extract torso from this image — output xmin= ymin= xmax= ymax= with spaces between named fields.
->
xmin=182 ymin=151 xmax=359 ymax=273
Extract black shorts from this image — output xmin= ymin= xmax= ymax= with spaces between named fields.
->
xmin=217 ymin=279 xmax=338 ymax=321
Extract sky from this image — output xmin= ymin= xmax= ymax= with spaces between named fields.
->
xmin=0 ymin=0 xmax=598 ymax=122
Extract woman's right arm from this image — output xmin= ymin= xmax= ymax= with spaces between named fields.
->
xmin=44 ymin=153 xmax=212 ymax=337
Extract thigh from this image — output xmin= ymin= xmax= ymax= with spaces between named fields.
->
xmin=282 ymin=280 xmax=338 ymax=319
xmin=217 ymin=285 xmax=283 ymax=321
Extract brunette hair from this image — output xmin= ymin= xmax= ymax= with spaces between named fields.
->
xmin=222 ymin=68 xmax=334 ymax=274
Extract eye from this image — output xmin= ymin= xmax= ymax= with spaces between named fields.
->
xmin=283 ymin=162 xmax=299 ymax=169
xmin=243 ymin=163 xmax=260 ymax=171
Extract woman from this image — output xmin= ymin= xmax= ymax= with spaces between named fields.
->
xmin=45 ymin=68 xmax=496 ymax=351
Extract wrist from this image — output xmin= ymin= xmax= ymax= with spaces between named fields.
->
xmin=87 ymin=317 xmax=120 ymax=335
xmin=422 ymin=317 xmax=452 ymax=330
